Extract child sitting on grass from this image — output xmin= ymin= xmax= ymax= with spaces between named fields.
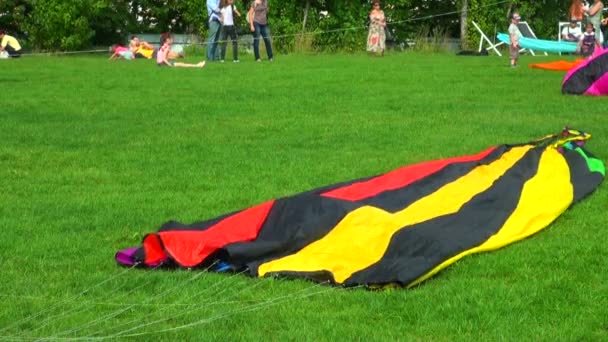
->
xmin=157 ymin=35 xmax=206 ymax=68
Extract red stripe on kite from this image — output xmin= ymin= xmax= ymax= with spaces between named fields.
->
xmin=322 ymin=147 xmax=497 ymax=201
xmin=142 ymin=234 xmax=167 ymax=266
xmin=156 ymin=200 xmax=275 ymax=267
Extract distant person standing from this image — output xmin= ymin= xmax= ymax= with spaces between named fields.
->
xmin=220 ymin=0 xmax=241 ymax=63
xmin=508 ymin=13 xmax=522 ymax=68
xmin=207 ymin=0 xmax=222 ymax=61
xmin=366 ymin=1 xmax=386 ymax=56
xmin=569 ymin=0 xmax=585 ymax=21
xmin=584 ymin=0 xmax=604 ymax=45
xmin=248 ymin=0 xmax=274 ymax=62
xmin=0 ymin=30 xmax=22 ymax=58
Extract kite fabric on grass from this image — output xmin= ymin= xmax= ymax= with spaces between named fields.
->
xmin=529 ymin=59 xmax=584 ymax=71
xmin=496 ymin=33 xmax=578 ymax=54
xmin=562 ymin=48 xmax=608 ymax=95
xmin=116 ymin=129 xmax=604 ymax=288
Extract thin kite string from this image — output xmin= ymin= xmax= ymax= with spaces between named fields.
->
xmin=24 ymin=277 xmax=156 ymax=337
xmin=87 ymin=271 xmax=272 ymax=338
xmin=83 ymin=267 xmax=253 ymax=338
xmin=111 ymin=283 xmax=362 ymax=340
xmin=0 ymin=294 xmax=258 ymax=307
xmin=84 ymin=267 xmax=275 ymax=338
xmin=4 ymin=281 xmax=364 ymax=341
xmin=0 ymin=266 xmax=136 ymax=335
xmin=17 ymin=0 xmax=508 ymax=57
xmin=100 ymin=279 xmax=334 ymax=340
xmin=44 ymin=263 xmax=217 ymax=340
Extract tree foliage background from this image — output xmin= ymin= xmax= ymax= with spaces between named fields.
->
xmin=0 ymin=0 xmax=578 ymax=51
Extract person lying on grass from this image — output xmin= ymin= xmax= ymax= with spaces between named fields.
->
xmin=109 ymin=45 xmax=134 ymax=60
xmin=157 ymin=35 xmax=206 ymax=68
xmin=129 ymin=36 xmax=155 ymax=59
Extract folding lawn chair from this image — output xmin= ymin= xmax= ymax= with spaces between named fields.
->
xmin=517 ymin=21 xmax=549 ymax=56
xmin=471 ymin=20 xmax=503 ymax=56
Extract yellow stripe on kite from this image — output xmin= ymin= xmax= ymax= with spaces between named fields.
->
xmin=258 ymin=146 xmax=534 ymax=284
xmin=408 ymin=148 xmax=573 ymax=288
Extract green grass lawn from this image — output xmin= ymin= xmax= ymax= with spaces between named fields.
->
xmin=0 ymin=52 xmax=606 ymax=341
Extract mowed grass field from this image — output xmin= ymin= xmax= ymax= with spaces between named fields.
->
xmin=0 ymin=52 xmax=607 ymax=341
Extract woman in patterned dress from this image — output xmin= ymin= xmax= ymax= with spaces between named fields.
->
xmin=367 ymin=1 xmax=386 ymax=56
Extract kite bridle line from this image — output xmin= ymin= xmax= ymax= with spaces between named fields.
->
xmin=105 ymin=281 xmax=356 ymax=340
xmin=14 ymin=278 xmax=359 ymax=341
xmin=91 ymin=272 xmax=305 ymax=339
xmin=0 ymin=265 xmax=137 ymax=336
xmin=18 ymin=0 xmax=509 ymax=57
xmin=41 ymin=260 xmax=220 ymax=340
xmin=82 ymin=266 xmax=256 ymax=339
xmin=23 ymin=276 xmax=157 ymax=337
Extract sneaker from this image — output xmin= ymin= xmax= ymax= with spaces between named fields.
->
xmin=269 ymin=58 xmax=273 ymax=62
xmin=256 ymin=59 xmax=262 ymax=62
xmin=233 ymin=60 xmax=240 ymax=63
xmin=220 ymin=60 xmax=225 ymax=63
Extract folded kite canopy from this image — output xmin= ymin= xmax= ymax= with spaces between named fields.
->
xmin=116 ymin=129 xmax=604 ymax=288
xmin=563 ymin=48 xmax=608 ymax=95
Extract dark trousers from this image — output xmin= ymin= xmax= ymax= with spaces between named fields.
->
xmin=220 ymin=25 xmax=238 ymax=61
xmin=5 ymin=45 xmax=21 ymax=57
xmin=253 ymin=22 xmax=273 ymax=60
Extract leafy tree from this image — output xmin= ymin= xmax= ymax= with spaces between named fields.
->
xmin=3 ymin=0 xmax=576 ymax=52
xmin=0 ymin=0 xmax=31 ymax=37
xmin=23 ymin=0 xmax=96 ymax=50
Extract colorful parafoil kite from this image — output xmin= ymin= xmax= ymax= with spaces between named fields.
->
xmin=116 ymin=129 xmax=604 ymax=288
xmin=562 ymin=48 xmax=608 ymax=95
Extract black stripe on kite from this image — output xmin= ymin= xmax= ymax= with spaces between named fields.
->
xmin=342 ymin=147 xmax=543 ymax=286
xmin=563 ymin=147 xmax=604 ymax=202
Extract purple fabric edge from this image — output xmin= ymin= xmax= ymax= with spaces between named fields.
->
xmin=115 ymin=247 xmax=165 ymax=268
xmin=115 ymin=247 xmax=139 ymax=267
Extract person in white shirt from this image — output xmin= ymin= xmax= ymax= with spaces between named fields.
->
xmin=562 ymin=19 xmax=583 ymax=42
xmin=220 ymin=0 xmax=241 ymax=63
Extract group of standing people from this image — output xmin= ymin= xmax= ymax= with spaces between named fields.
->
xmin=206 ymin=0 xmax=273 ymax=63
xmin=562 ymin=0 xmax=606 ymax=56
xmin=568 ymin=0 xmax=605 ymax=46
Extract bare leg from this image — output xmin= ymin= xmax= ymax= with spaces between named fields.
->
xmin=173 ymin=61 xmax=206 ymax=68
